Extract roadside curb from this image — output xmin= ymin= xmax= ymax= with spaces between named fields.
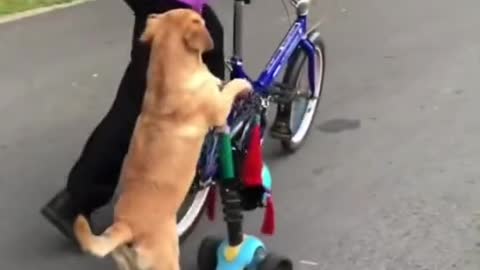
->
xmin=0 ymin=0 xmax=94 ymax=25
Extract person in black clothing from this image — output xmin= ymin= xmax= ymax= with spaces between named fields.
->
xmin=41 ymin=0 xmax=225 ymax=240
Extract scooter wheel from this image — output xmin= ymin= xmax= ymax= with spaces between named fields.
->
xmin=197 ymin=236 xmax=223 ymax=270
xmin=258 ymin=253 xmax=293 ymax=270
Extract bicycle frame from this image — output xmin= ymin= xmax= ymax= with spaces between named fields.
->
xmin=197 ymin=0 xmax=319 ymax=183
xmin=228 ymin=0 xmax=318 ymax=100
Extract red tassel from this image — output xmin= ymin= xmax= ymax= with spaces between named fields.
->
xmin=206 ymin=185 xmax=216 ymax=221
xmin=261 ymin=195 xmax=275 ymax=235
xmin=241 ymin=122 xmax=263 ymax=187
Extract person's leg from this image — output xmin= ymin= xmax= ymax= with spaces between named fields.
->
xmin=41 ymin=2 xmax=226 ymax=240
xmin=41 ymin=53 xmax=149 ymax=239
xmin=41 ymin=4 xmax=153 ymax=238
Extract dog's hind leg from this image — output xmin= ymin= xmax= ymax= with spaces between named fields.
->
xmin=74 ymin=215 xmax=133 ymax=258
xmin=153 ymin=227 xmax=181 ymax=270
xmin=112 ymin=246 xmax=139 ymax=270
xmin=112 ymin=249 xmax=132 ymax=270
xmin=135 ymin=221 xmax=180 ymax=270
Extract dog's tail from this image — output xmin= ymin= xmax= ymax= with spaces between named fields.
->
xmin=74 ymin=215 xmax=133 ymax=258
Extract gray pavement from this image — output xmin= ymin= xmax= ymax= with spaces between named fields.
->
xmin=1 ymin=0 xmax=480 ymax=269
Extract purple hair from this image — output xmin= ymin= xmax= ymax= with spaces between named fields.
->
xmin=176 ymin=0 xmax=207 ymax=12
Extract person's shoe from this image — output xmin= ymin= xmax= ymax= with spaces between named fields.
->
xmin=41 ymin=189 xmax=86 ymax=240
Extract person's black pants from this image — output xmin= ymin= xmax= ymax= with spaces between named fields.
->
xmin=66 ymin=1 xmax=225 ymax=214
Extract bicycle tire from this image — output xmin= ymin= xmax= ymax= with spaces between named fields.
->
xmin=275 ymin=32 xmax=326 ymax=152
xmin=177 ymin=184 xmax=210 ymax=242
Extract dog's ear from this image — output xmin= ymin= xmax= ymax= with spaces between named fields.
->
xmin=183 ymin=16 xmax=214 ymax=52
xmin=140 ymin=14 xmax=163 ymax=44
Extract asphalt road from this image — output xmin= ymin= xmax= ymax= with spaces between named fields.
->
xmin=1 ymin=0 xmax=480 ymax=269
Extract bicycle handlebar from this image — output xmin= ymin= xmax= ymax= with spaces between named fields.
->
xmin=234 ymin=0 xmax=311 ymax=12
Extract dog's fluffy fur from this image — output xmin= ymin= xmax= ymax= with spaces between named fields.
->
xmin=73 ymin=9 xmax=251 ymax=270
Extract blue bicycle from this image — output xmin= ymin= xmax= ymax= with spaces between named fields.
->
xmin=177 ymin=1 xmax=325 ymax=268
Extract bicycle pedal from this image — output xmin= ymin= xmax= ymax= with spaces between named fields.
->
xmin=271 ymin=82 xmax=294 ymax=92
xmin=269 ymin=121 xmax=293 ymax=140
xmin=269 ymin=83 xmax=297 ymax=104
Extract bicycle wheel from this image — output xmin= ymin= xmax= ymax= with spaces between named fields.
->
xmin=272 ymin=33 xmax=325 ymax=152
xmin=177 ymin=184 xmax=210 ymax=241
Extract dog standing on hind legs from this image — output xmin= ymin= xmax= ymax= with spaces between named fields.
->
xmin=73 ymin=9 xmax=252 ymax=270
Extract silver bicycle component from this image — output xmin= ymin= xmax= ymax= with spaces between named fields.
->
xmin=261 ymin=97 xmax=270 ymax=109
xmin=290 ymin=0 xmax=310 ymax=16
xmin=225 ymin=59 xmax=233 ymax=72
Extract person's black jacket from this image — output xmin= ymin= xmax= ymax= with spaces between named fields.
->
xmin=123 ymin=0 xmax=191 ymax=15
xmin=122 ymin=0 xmax=193 ymax=61
xmin=120 ymin=0 xmax=225 ymax=80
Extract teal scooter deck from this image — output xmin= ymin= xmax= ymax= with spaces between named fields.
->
xmin=216 ymin=235 xmax=265 ymax=270
xmin=197 ymin=128 xmax=292 ymax=270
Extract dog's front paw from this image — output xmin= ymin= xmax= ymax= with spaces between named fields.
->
xmin=226 ymin=78 xmax=253 ymax=97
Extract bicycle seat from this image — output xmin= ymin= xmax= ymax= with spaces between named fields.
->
xmin=291 ymin=0 xmax=311 ymax=16
xmin=235 ymin=0 xmax=252 ymax=4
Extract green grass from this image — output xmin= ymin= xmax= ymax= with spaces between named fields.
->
xmin=0 ymin=0 xmax=75 ymax=16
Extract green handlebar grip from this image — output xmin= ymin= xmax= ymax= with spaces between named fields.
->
xmin=219 ymin=132 xmax=235 ymax=182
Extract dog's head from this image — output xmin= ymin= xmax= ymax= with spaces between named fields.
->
xmin=140 ymin=9 xmax=214 ymax=54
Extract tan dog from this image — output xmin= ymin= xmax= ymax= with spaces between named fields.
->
xmin=73 ymin=9 xmax=252 ymax=270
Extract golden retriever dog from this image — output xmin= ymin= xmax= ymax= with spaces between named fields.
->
xmin=73 ymin=9 xmax=252 ymax=270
